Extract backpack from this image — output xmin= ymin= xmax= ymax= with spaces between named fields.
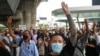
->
xmin=73 ymin=45 xmax=83 ymax=56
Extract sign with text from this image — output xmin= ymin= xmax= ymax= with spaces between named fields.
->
xmin=40 ymin=17 xmax=47 ymax=20
xmin=19 ymin=25 xmax=26 ymax=30
xmin=92 ymin=0 xmax=100 ymax=5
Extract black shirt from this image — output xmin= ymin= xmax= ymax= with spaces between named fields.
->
xmin=60 ymin=38 xmax=75 ymax=56
xmin=0 ymin=47 xmax=10 ymax=56
xmin=46 ymin=38 xmax=75 ymax=56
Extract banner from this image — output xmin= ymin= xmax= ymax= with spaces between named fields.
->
xmin=19 ymin=25 xmax=26 ymax=30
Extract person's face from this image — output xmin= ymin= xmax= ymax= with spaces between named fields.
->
xmin=23 ymin=31 xmax=30 ymax=40
xmin=51 ymin=35 xmax=65 ymax=54
xmin=34 ymin=31 xmax=37 ymax=34
xmin=25 ymin=31 xmax=30 ymax=36
xmin=2 ymin=31 xmax=6 ymax=36
xmin=20 ymin=30 xmax=23 ymax=35
xmin=51 ymin=35 xmax=64 ymax=44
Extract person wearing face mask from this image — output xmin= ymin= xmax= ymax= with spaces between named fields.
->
xmin=85 ymin=31 xmax=99 ymax=56
xmin=60 ymin=2 xmax=90 ymax=56
xmin=85 ymin=22 xmax=100 ymax=56
xmin=46 ymin=34 xmax=65 ymax=56
xmin=93 ymin=22 xmax=100 ymax=54
xmin=7 ymin=16 xmax=39 ymax=56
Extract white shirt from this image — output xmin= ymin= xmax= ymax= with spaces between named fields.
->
xmin=3 ymin=36 xmax=10 ymax=44
xmin=32 ymin=34 xmax=37 ymax=44
xmin=95 ymin=33 xmax=100 ymax=45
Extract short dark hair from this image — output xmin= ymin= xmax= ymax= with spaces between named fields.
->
xmin=50 ymin=34 xmax=63 ymax=41
xmin=23 ymin=30 xmax=30 ymax=40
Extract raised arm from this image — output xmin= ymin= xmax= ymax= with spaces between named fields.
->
xmin=93 ymin=21 xmax=97 ymax=35
xmin=84 ymin=19 xmax=89 ymax=32
xmin=61 ymin=2 xmax=77 ymax=46
xmin=7 ymin=16 xmax=16 ymax=38
xmin=30 ymin=24 xmax=34 ymax=35
xmin=80 ymin=19 xmax=89 ymax=46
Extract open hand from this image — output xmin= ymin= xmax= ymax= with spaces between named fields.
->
xmin=93 ymin=21 xmax=97 ymax=27
xmin=61 ymin=2 xmax=70 ymax=15
xmin=7 ymin=16 xmax=12 ymax=24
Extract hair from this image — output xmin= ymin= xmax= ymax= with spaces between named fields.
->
xmin=3 ymin=30 xmax=7 ymax=36
xmin=23 ymin=30 xmax=31 ymax=40
xmin=90 ymin=30 xmax=95 ymax=35
xmin=50 ymin=34 xmax=63 ymax=41
xmin=14 ymin=30 xmax=19 ymax=35
xmin=23 ymin=30 xmax=31 ymax=35
xmin=0 ymin=40 xmax=6 ymax=48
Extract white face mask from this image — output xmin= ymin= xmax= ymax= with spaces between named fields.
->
xmin=51 ymin=43 xmax=63 ymax=54
xmin=52 ymin=31 xmax=55 ymax=34
xmin=90 ymin=36 xmax=94 ymax=39
xmin=7 ymin=34 xmax=10 ymax=36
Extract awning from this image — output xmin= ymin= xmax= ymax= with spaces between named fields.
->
xmin=87 ymin=17 xmax=100 ymax=22
xmin=56 ymin=19 xmax=68 ymax=23
xmin=56 ymin=19 xmax=75 ymax=23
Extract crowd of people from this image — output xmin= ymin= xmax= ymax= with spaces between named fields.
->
xmin=0 ymin=2 xmax=100 ymax=56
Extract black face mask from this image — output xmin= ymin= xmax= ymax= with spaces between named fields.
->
xmin=23 ymin=34 xmax=28 ymax=40
xmin=14 ymin=31 xmax=19 ymax=35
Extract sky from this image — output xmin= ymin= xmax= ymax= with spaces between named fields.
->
xmin=36 ymin=0 xmax=92 ymax=23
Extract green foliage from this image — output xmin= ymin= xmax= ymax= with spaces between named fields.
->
xmin=0 ymin=27 xmax=6 ymax=32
